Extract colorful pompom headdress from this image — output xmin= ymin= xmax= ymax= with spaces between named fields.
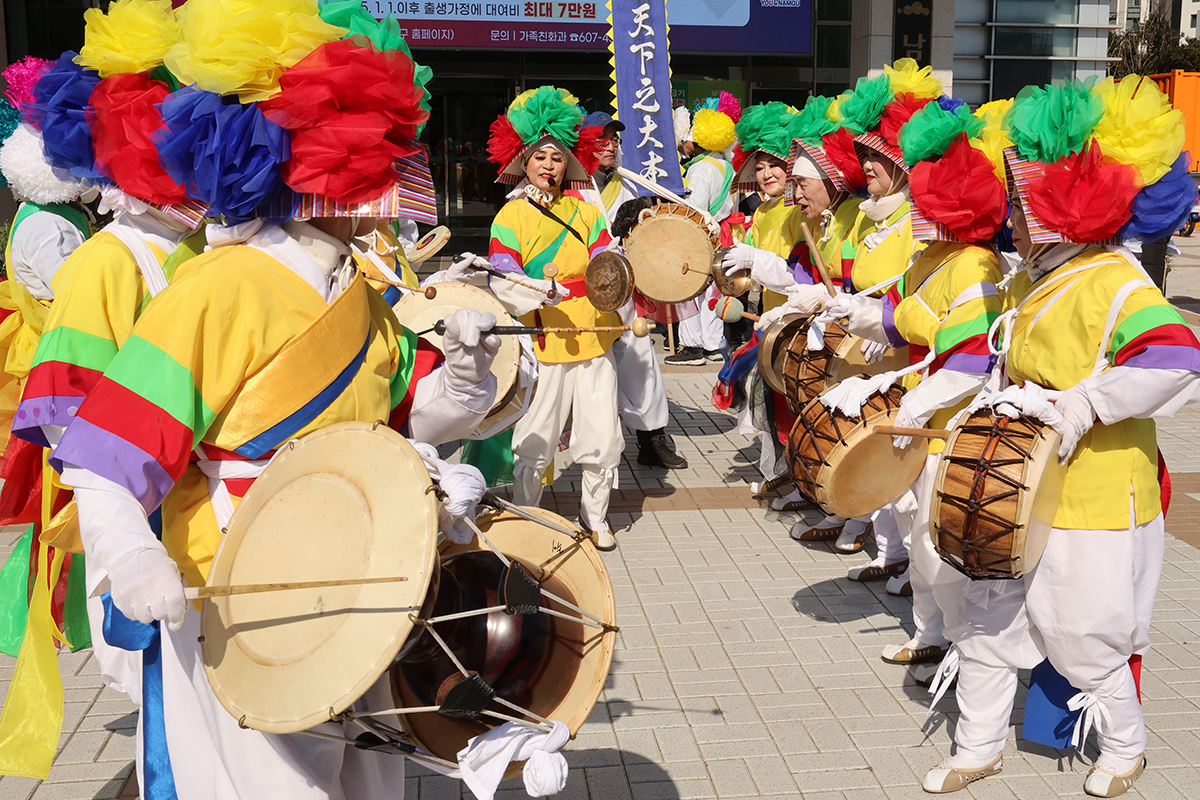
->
xmin=1003 ymin=75 xmax=1194 ymax=245
xmin=486 ymin=86 xmax=601 ymax=189
xmin=688 ymin=92 xmax=741 ymax=154
xmin=0 ymin=56 xmax=83 ymax=202
xmin=730 ymin=102 xmax=803 ymax=192
xmin=21 ymin=0 xmax=436 ymax=224
xmin=897 ymin=98 xmax=1009 ymax=243
xmin=840 ymin=59 xmax=942 ymax=176
xmin=785 ymin=94 xmax=869 ymax=205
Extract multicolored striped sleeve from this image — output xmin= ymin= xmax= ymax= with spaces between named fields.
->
xmin=489 ymin=205 xmax=525 ymax=274
xmin=792 ymin=241 xmax=817 ymax=287
xmin=930 ymin=278 xmax=1002 ymax=376
xmin=13 ymin=235 xmax=147 ymax=448
xmin=1108 ymin=287 xmax=1200 ymax=372
xmin=385 ymin=313 xmax=445 ymax=432
xmin=586 ymin=214 xmax=612 ymax=259
xmin=880 ymin=284 xmax=909 ymax=348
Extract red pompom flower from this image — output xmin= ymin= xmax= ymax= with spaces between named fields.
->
xmin=880 ymin=93 xmax=933 ymax=147
xmin=87 ymin=73 xmax=188 ymax=205
xmin=731 ymin=143 xmax=750 ymax=175
xmin=572 ymin=123 xmax=602 ymax=176
xmin=487 ymin=114 xmax=524 ymax=170
xmin=1027 ymin=141 xmax=1142 ymax=243
xmin=822 ymin=128 xmax=867 ymax=191
xmin=909 ymin=134 xmax=1008 ymax=243
xmin=262 ymin=39 xmax=428 ymax=205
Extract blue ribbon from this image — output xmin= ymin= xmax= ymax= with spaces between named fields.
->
xmin=101 ymin=592 xmax=178 ymax=800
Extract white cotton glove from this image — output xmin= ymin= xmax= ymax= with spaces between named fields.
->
xmin=107 ymin=544 xmax=188 ymax=630
xmin=442 ymin=309 xmax=502 ymax=388
xmin=1054 ymin=383 xmax=1096 ymax=464
xmin=821 ymin=290 xmax=859 ymax=323
xmin=890 ymin=404 xmax=922 ymax=449
xmin=721 ymin=242 xmax=757 ymax=276
xmin=411 ymin=442 xmax=486 ymax=544
xmin=537 ymin=277 xmax=570 ymax=307
xmin=860 ymin=338 xmax=888 ymax=364
xmin=753 ymin=302 xmax=791 ymax=333
xmin=987 ymin=383 xmax=1065 ymax=432
xmin=784 ymin=283 xmax=832 ymax=316
xmin=448 ymin=252 xmax=492 ymax=283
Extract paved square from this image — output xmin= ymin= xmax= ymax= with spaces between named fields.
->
xmin=5 ymin=246 xmax=1200 ymax=799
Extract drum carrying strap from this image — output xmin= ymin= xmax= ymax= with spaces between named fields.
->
xmin=105 ymin=222 xmax=170 ymax=299
xmin=526 ymin=198 xmax=585 ymax=245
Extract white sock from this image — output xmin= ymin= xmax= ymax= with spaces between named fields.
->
xmin=945 ymin=751 xmax=999 ymax=770
xmin=1095 ymin=752 xmax=1142 ymax=774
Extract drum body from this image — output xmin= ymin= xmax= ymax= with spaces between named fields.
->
xmin=623 ymin=203 xmax=718 ymax=303
xmin=391 ymin=507 xmax=617 ymax=774
xmin=930 ymin=411 xmax=1065 ymax=579
xmin=787 ymin=387 xmax=926 ymax=519
xmin=393 ymin=282 xmax=521 ymax=420
xmin=585 ymin=251 xmax=634 ymax=312
xmin=200 ymin=423 xmax=440 ymax=733
xmin=757 ymin=314 xmax=809 ymax=395
xmin=781 ymin=322 xmax=907 ymax=413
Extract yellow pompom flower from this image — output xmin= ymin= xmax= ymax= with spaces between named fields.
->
xmin=974 ymin=98 xmax=1014 ymax=183
xmin=74 ymin=0 xmax=182 ymax=78
xmin=827 ymin=91 xmax=853 ymax=122
xmin=885 ymin=58 xmax=942 ymax=100
xmin=691 ymin=108 xmax=737 ymax=153
xmin=164 ymin=0 xmax=346 ymax=103
xmin=1091 ymin=75 xmax=1185 ymax=185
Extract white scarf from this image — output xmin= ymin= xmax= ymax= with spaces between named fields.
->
xmin=859 ymin=184 xmax=910 ymax=222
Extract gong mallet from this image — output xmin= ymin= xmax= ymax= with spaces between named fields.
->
xmin=419 ymin=318 xmax=654 ymax=338
xmin=457 ymin=255 xmax=557 ymax=299
xmin=798 ymin=221 xmax=839 ymax=296
xmin=713 ymin=296 xmax=760 ymax=324
xmin=184 ymin=574 xmax=409 ymax=600
xmin=872 ymin=426 xmax=950 ymax=440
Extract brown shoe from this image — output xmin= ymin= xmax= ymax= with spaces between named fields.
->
xmin=847 ymin=558 xmax=909 ymax=582
xmin=751 ymin=474 xmax=792 ymax=496
xmin=770 ymin=489 xmax=813 ymax=512
xmin=1084 ymin=756 xmax=1146 ymax=797
xmin=835 ymin=522 xmax=873 ymax=553
xmin=922 ymin=753 xmax=1002 ymax=793
xmin=791 ymin=521 xmax=843 ymax=542
xmin=881 ymin=638 xmax=949 ymax=665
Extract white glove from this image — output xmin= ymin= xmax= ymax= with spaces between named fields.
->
xmin=107 ymin=544 xmax=188 ymax=630
xmin=538 ymin=277 xmax=570 ymax=307
xmin=860 ymin=338 xmax=888 ymax=364
xmin=890 ymin=404 xmax=921 ymax=449
xmin=753 ymin=302 xmax=790 ymax=333
xmin=1054 ymin=384 xmax=1095 ymax=464
xmin=448 ymin=252 xmax=492 ymax=283
xmin=721 ymin=242 xmax=757 ymax=276
xmin=986 ymin=383 xmax=1065 ymax=433
xmin=411 ymin=442 xmax=487 ymax=544
xmin=442 ymin=309 xmax=502 ymax=388
xmin=784 ymin=283 xmax=832 ymax=316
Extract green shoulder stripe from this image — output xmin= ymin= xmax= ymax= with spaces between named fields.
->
xmin=32 ymin=326 xmax=119 ymax=373
xmin=1109 ymin=303 xmax=1187 ymax=358
xmin=390 ymin=326 xmax=419 ymax=409
xmin=935 ymin=311 xmax=998 ymax=355
xmin=104 ymin=335 xmax=215 ymax=444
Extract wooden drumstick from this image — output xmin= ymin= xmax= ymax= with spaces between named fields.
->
xmin=184 ymin=575 xmax=409 ymax=600
xmin=872 ymin=425 xmax=950 ymax=440
xmin=799 ymin=221 xmax=838 ymax=297
xmin=543 ymin=264 xmax=560 ymax=299
xmin=424 ymin=319 xmax=652 ymax=338
xmin=458 ymin=257 xmax=556 ymax=299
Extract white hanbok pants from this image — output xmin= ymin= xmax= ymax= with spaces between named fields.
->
xmin=511 ymin=350 xmax=623 ymax=530
xmin=893 ymin=454 xmax=952 ymax=647
xmin=613 ymin=299 xmax=668 ymax=431
xmin=678 ymin=286 xmax=725 ymax=351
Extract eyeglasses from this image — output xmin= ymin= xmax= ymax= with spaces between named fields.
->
xmin=598 ymin=135 xmax=621 ymax=147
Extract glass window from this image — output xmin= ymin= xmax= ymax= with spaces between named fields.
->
xmin=816 ymin=24 xmax=851 ymax=69
xmin=992 ymin=60 xmax=1075 ymax=103
xmin=993 ymin=26 xmax=1077 ymax=58
xmin=1192 ymin=14 xmax=1198 ymax=29
xmin=817 ymin=0 xmax=851 ymax=22
xmin=815 ymin=82 xmax=850 ymax=97
xmin=994 ymin=0 xmax=1078 ymax=25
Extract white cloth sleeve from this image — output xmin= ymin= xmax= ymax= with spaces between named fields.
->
xmin=747 ymin=246 xmax=800 ymax=295
xmin=684 ymin=160 xmax=724 ymax=217
xmin=60 ymin=464 xmax=157 ymax=597
xmin=1083 ymin=366 xmax=1200 ymax=425
xmin=899 ymin=369 xmax=988 ymax=427
xmin=843 ymin=294 xmax=888 ymax=342
xmin=487 ymin=277 xmax=553 ymax=317
xmin=9 ymin=210 xmax=88 ymax=300
xmin=407 ymin=366 xmax=496 ymax=446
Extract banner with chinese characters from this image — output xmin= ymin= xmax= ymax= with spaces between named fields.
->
xmin=608 ymin=0 xmax=685 ymax=196
xmin=358 ymin=0 xmax=813 ymax=53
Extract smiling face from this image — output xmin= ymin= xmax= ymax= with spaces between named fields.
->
xmin=596 ymin=123 xmax=621 ymax=170
xmin=795 ymin=176 xmax=834 ymax=221
xmin=524 ymin=146 xmax=567 ymax=194
xmin=755 ymin=154 xmax=788 ymax=198
xmin=862 ymin=151 xmax=902 ymax=197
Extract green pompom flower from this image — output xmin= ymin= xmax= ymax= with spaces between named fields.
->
xmin=899 ymin=101 xmax=984 ymax=165
xmin=838 ymin=73 xmax=892 ymax=135
xmin=1005 ymin=79 xmax=1104 ymax=164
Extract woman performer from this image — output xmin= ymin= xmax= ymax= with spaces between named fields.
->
xmin=480 ymin=86 xmax=624 ymax=550
xmin=915 ymin=77 xmax=1200 ymax=797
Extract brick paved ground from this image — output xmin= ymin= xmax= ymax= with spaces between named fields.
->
xmin=5 ymin=245 xmax=1200 ymax=799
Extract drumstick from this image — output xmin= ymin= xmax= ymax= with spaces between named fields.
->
xmin=422 ymin=318 xmax=653 ymax=338
xmin=799 ymin=221 xmax=838 ymax=297
xmin=543 ymin=264 xmax=560 ymax=298
xmin=872 ymin=425 xmax=950 ymax=440
xmin=458 ymin=256 xmax=557 ymax=299
xmin=713 ymin=296 xmax=760 ymax=323
xmin=183 ymin=575 xmax=409 ymax=600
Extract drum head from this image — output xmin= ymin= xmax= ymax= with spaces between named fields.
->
xmin=624 ymin=204 xmax=715 ymax=303
xmin=410 ymin=226 xmax=451 ymax=264
xmin=819 ymin=423 xmax=926 ymax=519
xmin=200 ymin=422 xmax=439 ymax=733
xmin=393 ymin=282 xmax=521 ymax=409
xmin=391 ymin=507 xmax=616 ymax=774
xmin=586 ymin=252 xmax=634 ymax=312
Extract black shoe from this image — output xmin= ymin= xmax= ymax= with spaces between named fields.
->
xmin=704 ymin=349 xmax=724 ymax=363
xmin=636 ymin=429 xmax=689 ymax=469
xmin=663 ymin=346 xmax=706 ymax=366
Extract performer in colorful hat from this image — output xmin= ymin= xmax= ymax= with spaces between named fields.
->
xmin=9 ymin=2 xmax=503 ymax=796
xmin=826 ymin=96 xmax=1011 ymax=691
xmin=666 ymin=93 xmax=741 ymax=365
xmin=915 ymin=76 xmax=1200 ymax=797
xmin=481 ymin=86 xmax=624 ymax=549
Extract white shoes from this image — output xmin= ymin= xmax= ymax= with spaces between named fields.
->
xmin=589 ymin=525 xmax=616 ymax=551
xmin=922 ymin=753 xmax=1002 ymax=793
xmin=886 ymin=567 xmax=913 ymax=596
xmin=1084 ymin=755 xmax=1146 ymax=797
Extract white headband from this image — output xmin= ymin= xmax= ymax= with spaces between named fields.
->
xmin=791 ymin=152 xmax=823 ymax=180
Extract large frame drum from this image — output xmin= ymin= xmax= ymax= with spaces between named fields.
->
xmin=781 ymin=322 xmax=906 ymax=414
xmin=757 ymin=314 xmax=810 ymax=395
xmin=930 ymin=410 xmax=1065 ymax=579
xmin=622 ymin=203 xmax=718 ymax=303
xmin=787 ymin=387 xmax=926 ymax=519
